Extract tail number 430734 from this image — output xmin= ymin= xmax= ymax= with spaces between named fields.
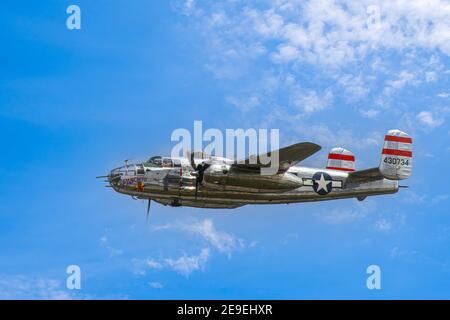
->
xmin=383 ymin=157 xmax=409 ymax=166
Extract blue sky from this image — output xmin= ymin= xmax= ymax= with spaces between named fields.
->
xmin=1 ymin=0 xmax=450 ymax=299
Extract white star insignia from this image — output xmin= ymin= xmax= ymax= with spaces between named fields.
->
xmin=316 ymin=173 xmax=331 ymax=192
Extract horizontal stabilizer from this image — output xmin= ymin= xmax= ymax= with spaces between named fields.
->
xmin=347 ymin=167 xmax=383 ymax=184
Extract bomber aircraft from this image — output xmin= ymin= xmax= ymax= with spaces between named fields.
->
xmin=98 ymin=129 xmax=412 ymax=218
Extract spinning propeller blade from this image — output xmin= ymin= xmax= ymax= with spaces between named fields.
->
xmin=146 ymin=199 xmax=151 ymax=222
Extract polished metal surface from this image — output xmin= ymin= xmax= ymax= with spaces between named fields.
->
xmin=106 ymin=129 xmax=410 ymax=209
xmin=107 ymin=160 xmax=399 ymax=209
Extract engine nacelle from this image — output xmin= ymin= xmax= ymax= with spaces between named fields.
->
xmin=203 ymin=165 xmax=303 ymax=193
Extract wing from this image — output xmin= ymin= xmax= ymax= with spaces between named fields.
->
xmin=346 ymin=167 xmax=384 ymax=184
xmin=232 ymin=142 xmax=321 ymax=173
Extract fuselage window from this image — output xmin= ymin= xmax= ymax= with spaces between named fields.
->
xmin=137 ymin=165 xmax=145 ymax=175
xmin=147 ymin=156 xmax=162 ymax=167
xmin=173 ymin=159 xmax=181 ymax=167
xmin=162 ymin=158 xmax=174 ymax=167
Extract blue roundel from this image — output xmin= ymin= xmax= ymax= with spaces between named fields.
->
xmin=312 ymin=171 xmax=333 ymax=195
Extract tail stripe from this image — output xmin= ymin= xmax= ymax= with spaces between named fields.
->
xmin=382 ymin=148 xmax=412 ymax=157
xmin=327 ymin=153 xmax=355 ymax=161
xmin=326 ymin=166 xmax=355 ymax=172
xmin=384 ymin=135 xmax=412 ymax=144
xmin=379 ymin=129 xmax=413 ymax=180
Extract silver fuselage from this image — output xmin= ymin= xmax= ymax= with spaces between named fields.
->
xmin=108 ymin=161 xmax=398 ymax=209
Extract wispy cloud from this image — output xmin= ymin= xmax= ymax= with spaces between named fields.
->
xmin=164 ymin=248 xmax=210 ymax=277
xmin=320 ymin=201 xmax=375 ymax=224
xmin=318 ymin=200 xmax=406 ymax=233
xmin=291 ymin=90 xmax=333 ymax=114
xmin=177 ymin=0 xmax=450 ymax=137
xmin=360 ymin=109 xmax=379 ymax=119
xmin=0 ymin=275 xmax=73 ymax=300
xmin=132 ymin=219 xmax=250 ymax=277
xmin=149 ymin=282 xmax=164 ymax=289
xmin=154 ymin=218 xmax=244 ymax=256
xmin=100 ymin=234 xmax=123 ymax=257
xmin=374 ymin=218 xmax=393 ymax=232
xmin=132 ymin=248 xmax=210 ymax=277
xmin=416 ymin=111 xmax=444 ymax=128
xmin=227 ymin=95 xmax=260 ymax=112
xmin=383 ymin=70 xmax=419 ymax=95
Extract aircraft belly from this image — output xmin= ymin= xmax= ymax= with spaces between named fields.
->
xmin=112 ymin=178 xmax=397 ymax=206
xmin=110 ymin=165 xmax=398 ymax=207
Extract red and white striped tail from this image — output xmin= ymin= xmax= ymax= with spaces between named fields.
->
xmin=326 ymin=147 xmax=355 ymax=172
xmin=379 ymin=129 xmax=412 ymax=180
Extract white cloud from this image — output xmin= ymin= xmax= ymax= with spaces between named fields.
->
xmin=426 ymin=71 xmax=438 ymax=82
xmin=179 ymin=219 xmax=239 ymax=255
xmin=321 ymin=207 xmax=367 ymax=224
xmin=402 ymin=190 xmax=426 ymax=204
xmin=374 ymin=218 xmax=392 ymax=232
xmin=136 ymin=219 xmax=249 ymax=277
xmin=294 ymin=124 xmax=380 ymax=151
xmin=181 ymin=0 xmax=450 ymax=74
xmin=292 ymin=90 xmax=333 ymax=114
xmin=337 ymin=74 xmax=369 ymax=102
xmin=132 ymin=248 xmax=210 ymax=277
xmin=202 ymin=0 xmax=450 ymax=67
xmin=416 ymin=111 xmax=444 ymax=128
xmin=149 ymin=282 xmax=164 ymax=289
xmin=360 ymin=109 xmax=379 ymax=119
xmin=147 ymin=259 xmax=163 ymax=269
xmin=320 ymin=200 xmax=377 ymax=224
xmin=131 ymin=258 xmax=148 ymax=276
xmin=227 ymin=95 xmax=260 ymax=112
xmin=100 ymin=235 xmax=123 ymax=257
xmin=437 ymin=92 xmax=449 ymax=98
xmin=179 ymin=0 xmax=450 ymax=144
xmin=154 ymin=219 xmax=243 ymax=256
xmin=431 ymin=194 xmax=449 ymax=205
xmin=272 ymin=44 xmax=299 ymax=63
xmin=0 ymin=275 xmax=73 ymax=300
xmin=165 ymin=248 xmax=210 ymax=277
xmin=403 ymin=192 xmax=448 ymax=206
xmin=131 ymin=248 xmax=211 ymax=277
xmin=181 ymin=0 xmax=201 ymax=16
xmin=384 ymin=70 xmax=418 ymax=95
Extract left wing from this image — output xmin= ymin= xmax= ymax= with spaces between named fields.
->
xmin=232 ymin=142 xmax=321 ymax=173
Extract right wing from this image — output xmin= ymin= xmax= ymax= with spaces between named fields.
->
xmin=232 ymin=142 xmax=321 ymax=173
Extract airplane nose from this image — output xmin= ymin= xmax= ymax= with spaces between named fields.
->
xmin=108 ymin=168 xmax=122 ymax=187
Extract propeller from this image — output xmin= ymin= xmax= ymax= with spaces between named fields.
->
xmin=187 ymin=151 xmax=210 ymax=199
xmin=146 ymin=199 xmax=151 ymax=222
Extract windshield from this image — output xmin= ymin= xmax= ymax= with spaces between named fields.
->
xmin=146 ymin=156 xmax=162 ymax=167
xmin=110 ymin=163 xmax=145 ymax=176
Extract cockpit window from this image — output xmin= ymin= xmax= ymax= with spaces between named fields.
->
xmin=146 ymin=156 xmax=162 ymax=167
xmin=162 ymin=158 xmax=173 ymax=167
xmin=137 ymin=164 xmax=145 ymax=175
xmin=173 ymin=159 xmax=181 ymax=167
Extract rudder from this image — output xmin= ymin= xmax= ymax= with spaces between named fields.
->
xmin=379 ymin=129 xmax=412 ymax=180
